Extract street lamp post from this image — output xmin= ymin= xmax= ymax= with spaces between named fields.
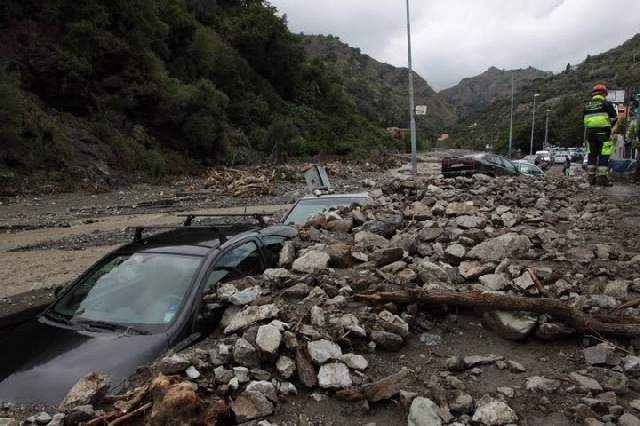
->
xmin=405 ymin=0 xmax=417 ymax=174
xmin=543 ymin=109 xmax=551 ymax=149
xmin=529 ymin=93 xmax=540 ymax=155
xmin=508 ymin=74 xmax=514 ymax=158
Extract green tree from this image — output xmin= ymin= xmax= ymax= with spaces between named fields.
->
xmin=223 ymin=3 xmax=305 ymax=99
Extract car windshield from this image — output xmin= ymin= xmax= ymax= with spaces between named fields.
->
xmin=53 ymin=252 xmax=201 ymax=326
xmin=282 ymin=196 xmax=365 ymax=225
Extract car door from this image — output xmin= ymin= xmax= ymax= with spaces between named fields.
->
xmin=172 ymin=238 xmax=266 ymax=350
xmin=202 ymin=239 xmax=265 ymax=294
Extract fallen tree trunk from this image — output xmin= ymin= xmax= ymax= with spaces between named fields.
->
xmin=355 ymin=289 xmax=640 ymax=338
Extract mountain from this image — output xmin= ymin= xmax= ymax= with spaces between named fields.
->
xmin=439 ymin=66 xmax=553 ymax=117
xmin=301 ymin=35 xmax=457 ymax=139
xmin=442 ymin=34 xmax=640 ymax=155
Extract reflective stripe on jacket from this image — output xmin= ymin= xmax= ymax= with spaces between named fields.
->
xmin=584 ymin=95 xmax=617 ymax=128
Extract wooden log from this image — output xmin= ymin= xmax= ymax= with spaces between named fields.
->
xmin=354 ymin=289 xmax=640 ymax=338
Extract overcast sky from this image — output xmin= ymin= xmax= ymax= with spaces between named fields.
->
xmin=268 ymin=0 xmax=640 ymax=92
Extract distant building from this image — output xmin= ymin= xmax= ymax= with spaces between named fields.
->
xmin=386 ymin=127 xmax=409 ymax=139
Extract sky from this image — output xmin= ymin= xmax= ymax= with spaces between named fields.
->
xmin=268 ymin=0 xmax=640 ymax=92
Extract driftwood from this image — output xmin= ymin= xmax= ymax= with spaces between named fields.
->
xmin=355 ymin=289 xmax=640 ymax=338
xmin=527 ymin=267 xmax=553 ymax=298
xmin=194 ymin=168 xmax=276 ymax=197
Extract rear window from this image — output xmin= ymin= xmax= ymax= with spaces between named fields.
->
xmin=283 ymin=197 xmax=365 ymax=224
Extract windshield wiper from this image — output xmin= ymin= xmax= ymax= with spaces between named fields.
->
xmin=74 ymin=319 xmax=150 ymax=335
xmin=45 ymin=311 xmax=75 ymax=326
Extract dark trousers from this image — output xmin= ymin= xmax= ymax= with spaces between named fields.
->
xmin=586 ymin=127 xmax=611 ymax=169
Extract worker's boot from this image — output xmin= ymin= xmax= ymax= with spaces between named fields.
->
xmin=587 ymin=174 xmax=596 ymax=186
xmin=595 ymin=174 xmax=612 ymax=187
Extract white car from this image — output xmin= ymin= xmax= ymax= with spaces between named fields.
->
xmin=554 ymin=151 xmax=570 ymax=164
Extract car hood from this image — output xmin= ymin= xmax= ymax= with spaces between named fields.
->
xmin=0 ymin=316 xmax=169 ymax=406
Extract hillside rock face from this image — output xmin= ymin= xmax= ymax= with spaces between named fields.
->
xmin=302 ymin=34 xmax=458 ymax=130
xmin=439 ymin=66 xmax=553 ymax=117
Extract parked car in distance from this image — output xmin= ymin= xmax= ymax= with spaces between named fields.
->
xmin=554 ymin=151 xmax=570 ymax=164
xmin=0 ymin=214 xmax=297 ymax=406
xmin=568 ymin=148 xmax=584 ymax=163
xmin=281 ymin=191 xmax=369 ymax=225
xmin=441 ymin=153 xmax=519 ymax=178
xmin=535 ymin=150 xmax=552 ymax=163
xmin=512 ymin=160 xmax=546 ymax=177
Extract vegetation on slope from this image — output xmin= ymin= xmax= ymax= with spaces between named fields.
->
xmin=0 ymin=0 xmax=402 ymax=193
xmin=443 ymin=34 xmax=640 ymax=156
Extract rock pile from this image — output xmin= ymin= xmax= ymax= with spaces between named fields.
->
xmin=7 ymin=172 xmax=640 ymax=425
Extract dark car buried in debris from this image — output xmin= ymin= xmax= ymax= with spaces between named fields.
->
xmin=0 ymin=213 xmax=297 ymax=406
xmin=441 ymin=153 xmax=520 ymax=178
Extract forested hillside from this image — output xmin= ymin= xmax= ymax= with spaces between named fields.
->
xmin=442 ymin=34 xmax=640 ymax=155
xmin=439 ymin=66 xmax=553 ymax=117
xmin=0 ymin=0 xmax=403 ymax=193
xmin=301 ymin=35 xmax=457 ymax=142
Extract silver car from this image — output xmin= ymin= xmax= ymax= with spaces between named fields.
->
xmin=512 ymin=160 xmax=546 ymax=177
xmin=281 ymin=192 xmax=369 ymax=225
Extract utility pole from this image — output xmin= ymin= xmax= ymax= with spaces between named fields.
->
xmin=529 ymin=93 xmax=540 ymax=155
xmin=544 ymin=109 xmax=550 ymax=149
xmin=508 ymin=74 xmax=514 ymax=158
xmin=405 ymin=0 xmax=417 ymax=174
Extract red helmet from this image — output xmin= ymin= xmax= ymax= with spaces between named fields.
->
xmin=592 ymin=84 xmax=608 ymax=97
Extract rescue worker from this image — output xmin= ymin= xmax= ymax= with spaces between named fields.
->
xmin=583 ymin=84 xmax=617 ymax=186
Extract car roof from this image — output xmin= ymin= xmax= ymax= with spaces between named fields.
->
xmin=297 ymin=191 xmax=369 ymax=201
xmin=115 ymin=217 xmax=296 ymax=257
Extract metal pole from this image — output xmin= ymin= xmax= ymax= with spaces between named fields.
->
xmin=406 ymin=0 xmax=417 ymax=174
xmin=543 ymin=109 xmax=550 ymax=149
xmin=529 ymin=93 xmax=539 ymax=155
xmin=508 ymin=74 xmax=514 ymax=158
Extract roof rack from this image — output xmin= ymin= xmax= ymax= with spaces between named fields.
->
xmin=126 ymin=212 xmax=274 ymax=243
xmin=177 ymin=213 xmax=272 ymax=228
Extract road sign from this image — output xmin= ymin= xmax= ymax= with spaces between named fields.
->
xmin=415 ymin=105 xmax=427 ymax=115
xmin=606 ymin=90 xmax=625 ymax=103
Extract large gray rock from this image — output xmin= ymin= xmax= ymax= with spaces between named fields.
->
xmin=224 ymin=304 xmax=280 ymax=334
xmin=317 ymin=362 xmax=352 ymax=388
xmin=482 ymin=311 xmax=539 ymax=340
xmin=468 ymin=232 xmax=532 ymax=261
xmin=231 ymin=391 xmax=273 ymax=422
xmin=255 ymin=324 xmax=282 ymax=355
xmin=307 ymin=339 xmax=342 ymax=364
xmin=407 ymin=397 xmax=442 ymax=426
xmin=472 ymin=400 xmax=518 ymax=425
xmin=59 ymin=372 xmax=110 ymax=412
xmin=292 ymin=251 xmax=330 ymax=274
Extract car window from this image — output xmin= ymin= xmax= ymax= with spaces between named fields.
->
xmin=262 ymin=235 xmax=290 ymax=266
xmin=501 ymin=158 xmax=517 ymax=173
xmin=485 ymin=155 xmax=498 ymax=165
xmin=283 ymin=197 xmax=365 ymax=224
xmin=203 ymin=240 xmax=264 ymax=292
xmin=54 ymin=253 xmax=201 ymax=325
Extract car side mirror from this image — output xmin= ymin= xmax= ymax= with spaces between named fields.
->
xmin=198 ymin=301 xmax=225 ymax=325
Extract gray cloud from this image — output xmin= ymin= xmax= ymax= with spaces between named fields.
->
xmin=269 ymin=0 xmax=640 ymax=91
